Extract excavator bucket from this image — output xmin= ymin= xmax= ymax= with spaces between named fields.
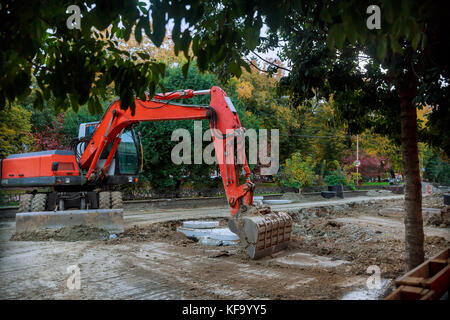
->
xmin=15 ymin=209 xmax=124 ymax=234
xmin=229 ymin=206 xmax=293 ymax=259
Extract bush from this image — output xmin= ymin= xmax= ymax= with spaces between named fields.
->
xmin=278 ymin=152 xmax=316 ymax=191
xmin=325 ymin=169 xmax=357 ymax=191
xmin=325 ymin=170 xmax=346 ymax=186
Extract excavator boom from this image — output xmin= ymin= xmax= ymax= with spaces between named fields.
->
xmin=78 ymin=86 xmax=254 ymax=216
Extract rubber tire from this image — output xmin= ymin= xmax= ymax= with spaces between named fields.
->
xmin=19 ymin=194 xmax=33 ymax=212
xmin=111 ymin=191 xmax=123 ymax=209
xmin=99 ymin=191 xmax=111 ymax=209
xmin=31 ymin=193 xmax=47 ymax=212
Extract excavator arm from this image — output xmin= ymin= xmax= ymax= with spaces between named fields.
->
xmin=78 ymin=86 xmax=253 ymax=216
xmin=78 ymin=86 xmax=292 ymax=259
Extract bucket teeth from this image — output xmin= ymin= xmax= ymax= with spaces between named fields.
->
xmin=229 ymin=207 xmax=293 ymax=259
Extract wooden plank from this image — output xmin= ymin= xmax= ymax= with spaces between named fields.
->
xmin=385 ymin=285 xmax=431 ymax=300
xmin=427 ymin=264 xmax=450 ymax=298
xmin=396 ymin=276 xmax=426 ymax=287
xmin=396 ymin=248 xmax=449 ymax=285
xmin=393 ymin=247 xmax=449 ymax=300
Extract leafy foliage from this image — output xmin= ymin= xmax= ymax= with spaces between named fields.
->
xmin=0 ymin=0 xmax=305 ymax=115
xmin=324 ymin=170 xmax=346 ymax=186
xmin=0 ymin=105 xmax=33 ymax=158
xmin=279 ymin=152 xmax=315 ymax=190
xmin=423 ymin=150 xmax=450 ymax=185
xmin=32 ymin=114 xmax=70 ymax=151
xmin=343 ymin=153 xmax=391 ymax=181
xmin=261 ymin=1 xmax=449 ymax=156
xmin=137 ymin=64 xmax=219 ymax=190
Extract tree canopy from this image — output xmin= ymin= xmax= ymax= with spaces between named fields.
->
xmin=255 ymin=0 xmax=450 ymax=270
xmin=2 ymin=0 xmax=294 ymax=114
xmin=2 ymin=1 xmax=448 ymax=152
xmin=260 ymin=1 xmax=450 ymax=156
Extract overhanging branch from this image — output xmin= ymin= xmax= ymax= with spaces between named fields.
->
xmin=251 ymin=50 xmax=291 ymax=72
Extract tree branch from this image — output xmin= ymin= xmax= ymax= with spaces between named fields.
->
xmin=250 ymin=50 xmax=291 ymax=72
xmin=243 ymin=57 xmax=270 ymax=73
xmin=22 ymin=55 xmax=50 ymax=72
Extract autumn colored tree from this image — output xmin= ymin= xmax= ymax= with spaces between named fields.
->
xmin=279 ymin=152 xmax=316 ymax=192
xmin=0 ymin=105 xmax=33 ymax=158
xmin=343 ymin=153 xmax=391 ymax=181
xmin=32 ymin=113 xmax=70 ymax=151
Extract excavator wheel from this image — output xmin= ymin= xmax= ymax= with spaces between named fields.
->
xmin=229 ymin=205 xmax=293 ymax=259
xmin=99 ymin=191 xmax=111 ymax=209
xmin=19 ymin=194 xmax=33 ymax=213
xmin=31 ymin=193 xmax=47 ymax=212
xmin=111 ymin=191 xmax=123 ymax=209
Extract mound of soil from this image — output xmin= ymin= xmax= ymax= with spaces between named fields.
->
xmin=11 ymin=225 xmax=110 ymax=242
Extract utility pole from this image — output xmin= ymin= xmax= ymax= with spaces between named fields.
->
xmin=356 ymin=135 xmax=359 ymax=185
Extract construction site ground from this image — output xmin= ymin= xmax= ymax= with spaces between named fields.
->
xmin=0 ymin=193 xmax=448 ymax=300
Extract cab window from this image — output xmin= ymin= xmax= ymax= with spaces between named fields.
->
xmin=117 ymin=130 xmax=139 ymax=174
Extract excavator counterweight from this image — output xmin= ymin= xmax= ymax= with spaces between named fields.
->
xmin=0 ymin=87 xmax=292 ymax=259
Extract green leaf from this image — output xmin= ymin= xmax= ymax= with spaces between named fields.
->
xmin=137 ymin=52 xmax=150 ymax=60
xmin=229 ymin=60 xmax=241 ymax=77
xmin=376 ymin=38 xmax=387 ymax=60
xmin=150 ymin=3 xmax=166 ymax=47
xmin=135 ymin=26 xmax=142 ymax=43
xmin=180 ymin=29 xmax=192 ymax=59
xmin=244 ymin=23 xmax=259 ymax=50
xmin=69 ymin=94 xmax=79 ymax=112
xmin=123 ymin=24 xmax=133 ymax=42
xmin=390 ymin=37 xmax=402 ymax=53
xmin=327 ymin=25 xmax=339 ymax=49
xmin=320 ymin=8 xmax=333 ymax=23
xmin=88 ymin=97 xmax=95 ymax=114
xmin=421 ymin=34 xmax=427 ymax=50
xmin=334 ymin=26 xmax=345 ymax=49
xmin=242 ymin=61 xmax=251 ymax=73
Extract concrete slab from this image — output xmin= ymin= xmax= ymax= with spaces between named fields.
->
xmin=15 ymin=209 xmax=124 ymax=234
xmin=182 ymin=220 xmax=219 ymax=229
xmin=176 ymin=226 xmax=239 ymax=241
xmin=263 ymin=199 xmax=293 ymax=205
xmin=198 ymin=237 xmax=238 ymax=246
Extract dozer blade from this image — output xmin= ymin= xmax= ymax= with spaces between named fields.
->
xmin=15 ymin=209 xmax=124 ymax=234
xmin=229 ymin=207 xmax=292 ymax=259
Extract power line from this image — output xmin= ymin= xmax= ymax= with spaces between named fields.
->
xmin=277 ymin=134 xmax=353 ymax=138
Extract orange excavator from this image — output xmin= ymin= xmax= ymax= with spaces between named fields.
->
xmin=0 ymin=86 xmax=292 ymax=259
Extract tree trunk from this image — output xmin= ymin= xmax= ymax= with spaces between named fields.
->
xmin=399 ymin=89 xmax=424 ymax=271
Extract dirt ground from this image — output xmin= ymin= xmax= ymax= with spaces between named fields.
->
xmin=0 ymin=193 xmax=448 ymax=300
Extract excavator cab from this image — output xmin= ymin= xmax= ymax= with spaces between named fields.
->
xmin=77 ymin=122 xmax=142 ymax=183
